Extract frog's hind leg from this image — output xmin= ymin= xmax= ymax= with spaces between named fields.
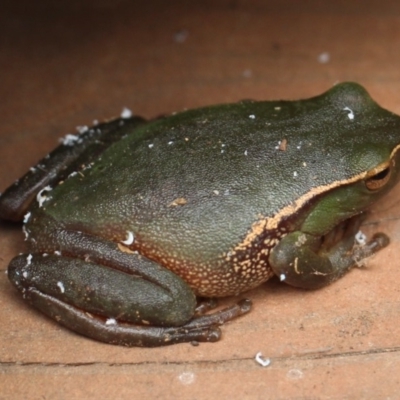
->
xmin=7 ymin=231 xmax=251 ymax=347
xmin=0 ymin=116 xmax=145 ymax=221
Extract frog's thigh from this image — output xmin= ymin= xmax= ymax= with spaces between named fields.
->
xmin=269 ymin=232 xmax=356 ymax=289
xmin=9 ymin=253 xmax=196 ymax=327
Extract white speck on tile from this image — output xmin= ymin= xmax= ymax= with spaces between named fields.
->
xmin=121 ymin=107 xmax=133 ymax=119
xmin=287 ymin=369 xmax=304 ymax=380
xmin=293 ymin=171 xmax=298 ymax=177
xmin=174 ymin=30 xmax=188 ymax=43
xmin=178 ymin=371 xmax=195 ymax=385
xmin=318 ymin=52 xmax=330 ymax=63
xmin=249 ymin=114 xmax=256 ymax=119
xmin=242 ymin=69 xmax=252 ymax=78
xmin=255 ymin=352 xmax=271 ymax=367
xmin=148 ymin=143 xmax=154 ymax=149
xmin=244 ymin=150 xmax=248 ymax=156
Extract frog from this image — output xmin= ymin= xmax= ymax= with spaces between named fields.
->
xmin=1 ymin=82 xmax=399 ymax=347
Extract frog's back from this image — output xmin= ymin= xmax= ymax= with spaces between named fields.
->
xmin=29 ymin=82 xmax=400 ymax=295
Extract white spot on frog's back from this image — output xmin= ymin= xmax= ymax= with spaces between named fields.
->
xmin=343 ymin=106 xmax=355 ymax=120
xmin=23 ymin=212 xmax=31 ymax=224
xmin=178 ymin=371 xmax=196 ymax=385
xmin=22 ymin=226 xmax=29 ymax=240
xmin=121 ymin=231 xmax=135 ymax=245
xmin=36 ymin=186 xmax=52 ymax=207
xmin=105 ymin=318 xmax=117 ymax=326
xmin=60 ymin=134 xmax=82 ymax=146
xmin=57 ymin=281 xmax=65 ymax=293
xmin=76 ymin=125 xmax=89 ymax=134
xmin=25 ymin=254 xmax=33 ymax=267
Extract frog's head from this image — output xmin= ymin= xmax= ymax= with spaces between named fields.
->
xmin=294 ymin=82 xmax=400 ymax=236
xmin=299 ymin=137 xmax=400 ymax=237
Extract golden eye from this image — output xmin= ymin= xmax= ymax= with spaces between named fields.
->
xmin=365 ymin=162 xmax=392 ymax=191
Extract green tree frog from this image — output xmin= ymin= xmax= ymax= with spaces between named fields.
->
xmin=1 ymin=82 xmax=399 ymax=346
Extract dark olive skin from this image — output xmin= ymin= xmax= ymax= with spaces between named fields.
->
xmin=1 ymin=82 xmax=400 ymax=347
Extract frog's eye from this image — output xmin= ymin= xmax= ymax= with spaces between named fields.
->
xmin=365 ymin=162 xmax=392 ymax=191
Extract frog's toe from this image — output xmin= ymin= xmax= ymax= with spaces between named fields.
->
xmin=185 ymin=298 xmax=252 ymax=329
xmin=19 ymin=286 xmax=223 ymax=346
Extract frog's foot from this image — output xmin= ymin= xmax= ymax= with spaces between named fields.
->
xmin=270 ymin=214 xmax=390 ymax=289
xmin=188 ymin=299 xmax=252 ymax=328
xmin=194 ymin=298 xmax=219 ymax=316
xmin=18 ymin=286 xmax=251 ymax=347
xmin=351 ymin=233 xmax=390 ymax=266
xmin=0 ymin=116 xmax=145 ymax=221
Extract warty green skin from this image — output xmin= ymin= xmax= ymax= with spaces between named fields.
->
xmin=2 ymin=82 xmax=400 ymax=346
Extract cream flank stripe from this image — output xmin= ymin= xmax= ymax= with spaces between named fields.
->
xmin=232 ymin=143 xmax=400 ymax=253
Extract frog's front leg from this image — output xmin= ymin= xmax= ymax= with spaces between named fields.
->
xmin=7 ymin=231 xmax=251 ymax=347
xmin=0 ymin=116 xmax=145 ymax=221
xmin=269 ymin=215 xmax=390 ymax=289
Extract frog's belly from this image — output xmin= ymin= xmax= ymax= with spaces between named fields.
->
xmin=139 ymin=241 xmax=275 ymax=297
